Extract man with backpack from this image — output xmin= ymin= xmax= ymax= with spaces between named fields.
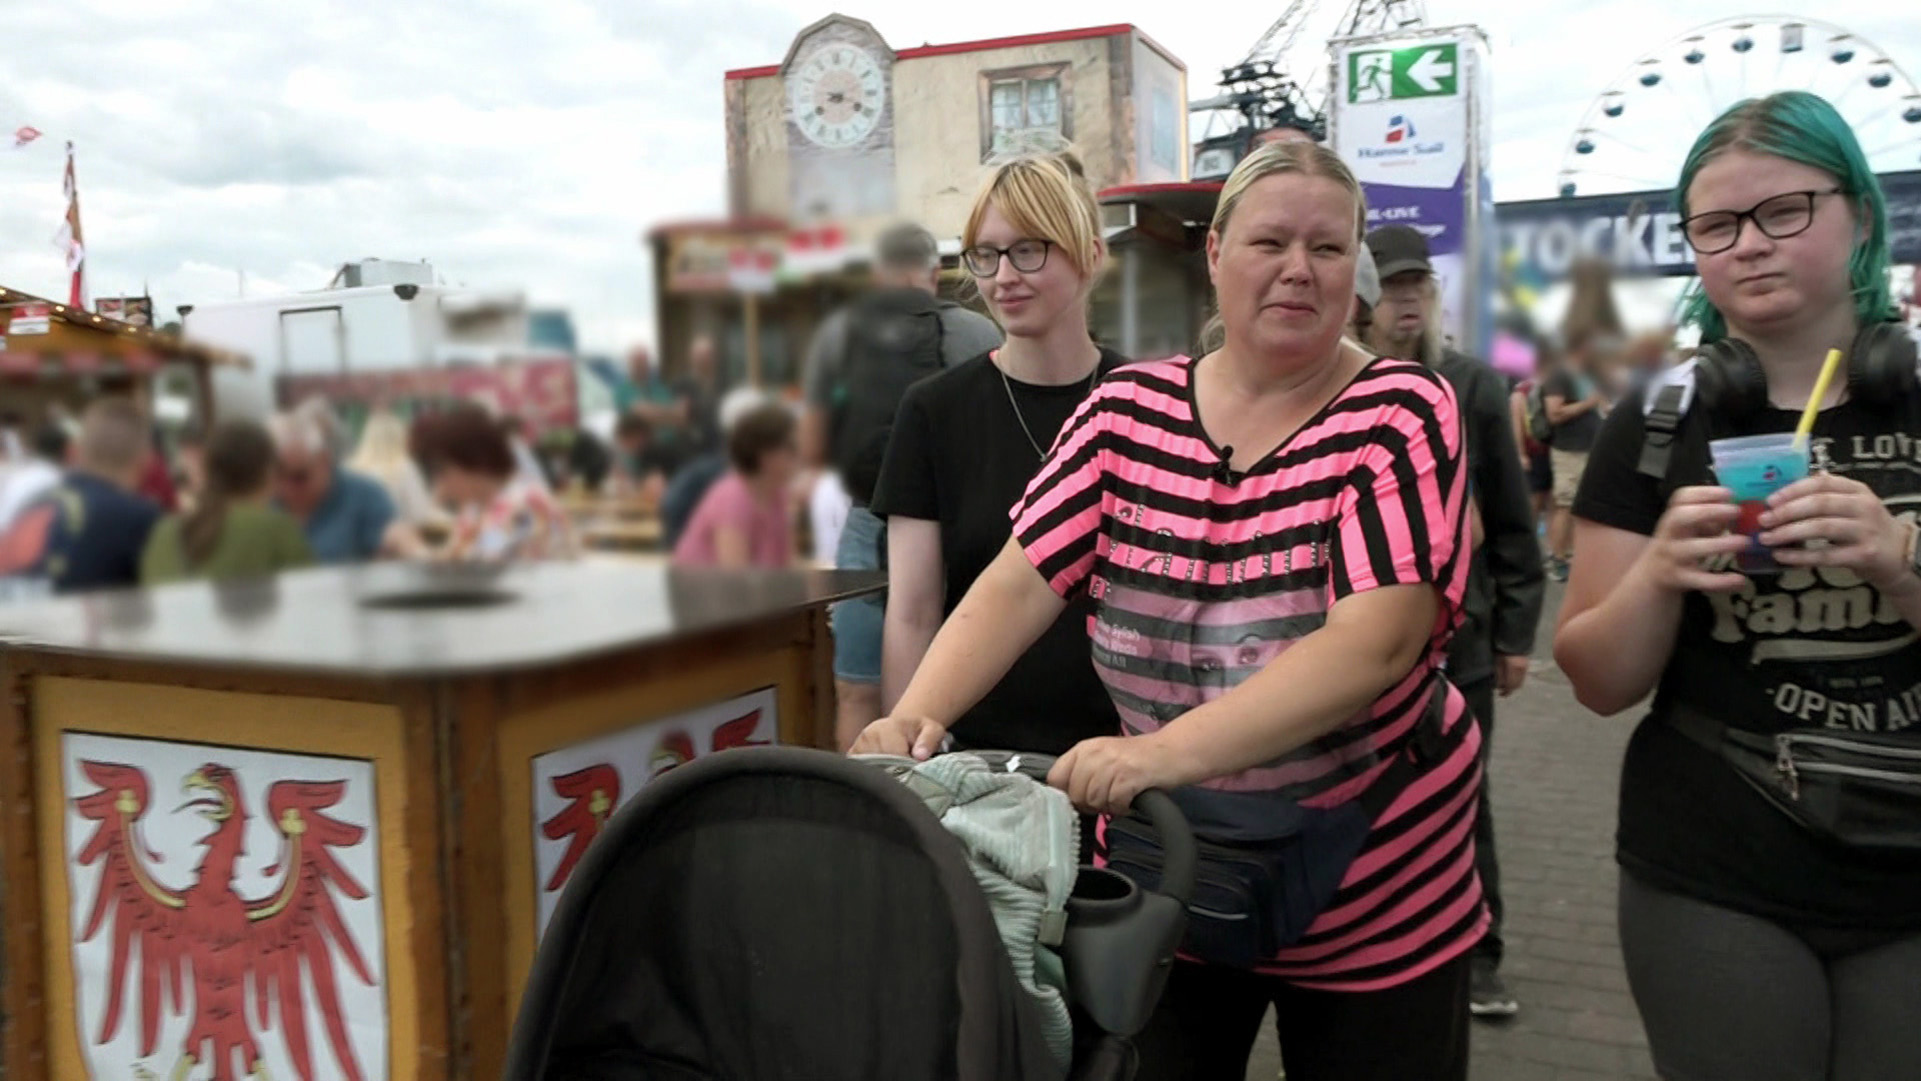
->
xmin=800 ymin=223 xmax=1002 ymax=745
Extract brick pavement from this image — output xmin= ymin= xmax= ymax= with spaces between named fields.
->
xmin=1246 ymin=583 xmax=1660 ymax=1079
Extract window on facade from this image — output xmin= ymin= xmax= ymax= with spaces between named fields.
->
xmin=986 ymin=75 xmax=1065 ymax=155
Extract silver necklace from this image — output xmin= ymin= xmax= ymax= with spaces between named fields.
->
xmin=999 ymin=353 xmax=1101 ymax=458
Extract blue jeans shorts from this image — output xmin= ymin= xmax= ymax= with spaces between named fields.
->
xmin=830 ymin=505 xmax=885 ymax=685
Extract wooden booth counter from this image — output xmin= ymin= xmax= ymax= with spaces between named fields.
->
xmin=0 ymin=560 xmax=881 ymax=1081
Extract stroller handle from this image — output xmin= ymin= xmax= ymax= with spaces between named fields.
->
xmin=963 ymin=750 xmax=1196 ymax=905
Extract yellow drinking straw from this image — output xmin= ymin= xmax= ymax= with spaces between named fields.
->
xmin=1793 ymin=348 xmax=1846 ymax=450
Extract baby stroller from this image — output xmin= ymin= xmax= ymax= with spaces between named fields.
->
xmin=503 ymin=745 xmax=1194 ymax=1081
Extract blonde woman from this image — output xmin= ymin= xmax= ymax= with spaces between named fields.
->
xmin=868 ymin=152 xmax=1125 ymax=759
xmin=347 ymin=410 xmax=444 ymax=531
xmin=855 ymin=140 xmax=1478 ymax=1080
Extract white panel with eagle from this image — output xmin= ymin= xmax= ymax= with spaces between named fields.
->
xmin=60 ymin=731 xmax=387 ymax=1081
xmin=530 ymin=686 xmax=779 ymax=935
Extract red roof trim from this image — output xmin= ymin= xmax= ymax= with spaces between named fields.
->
xmin=896 ymin=23 xmax=1133 ymax=63
xmin=726 ymin=23 xmax=1177 ymax=81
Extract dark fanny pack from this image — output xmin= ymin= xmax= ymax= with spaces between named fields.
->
xmin=1104 ymin=675 xmax=1462 ymax=969
xmin=1669 ymin=707 xmax=1921 ymax=853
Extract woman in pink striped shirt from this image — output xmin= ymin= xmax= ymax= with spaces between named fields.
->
xmin=853 ymin=140 xmax=1479 ymax=1079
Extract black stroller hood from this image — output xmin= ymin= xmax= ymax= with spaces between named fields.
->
xmin=504 ymin=746 xmax=1064 ymax=1081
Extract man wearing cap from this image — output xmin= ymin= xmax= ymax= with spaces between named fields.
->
xmin=799 ymin=223 xmax=1002 ymax=745
xmin=1349 ymin=236 xmax=1382 ymax=343
xmin=1365 ymin=223 xmax=1544 ymax=1021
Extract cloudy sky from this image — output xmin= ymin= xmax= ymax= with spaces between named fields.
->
xmin=1 ymin=0 xmax=1914 ymax=356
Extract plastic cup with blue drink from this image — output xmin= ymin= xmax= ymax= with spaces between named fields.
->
xmin=1706 ymin=348 xmax=1845 ymax=575
xmin=1708 ymin=432 xmax=1811 ymax=574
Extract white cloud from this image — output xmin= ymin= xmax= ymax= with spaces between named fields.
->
xmin=0 ymin=0 xmax=1912 ymax=357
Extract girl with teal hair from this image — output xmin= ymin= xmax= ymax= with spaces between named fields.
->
xmin=1558 ymin=90 xmax=1921 ymax=1081
xmin=1676 ymin=90 xmax=1900 ymax=344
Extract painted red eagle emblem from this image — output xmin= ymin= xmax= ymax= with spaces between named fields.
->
xmin=647 ymin=710 xmax=768 ymax=779
xmin=539 ymin=764 xmax=620 ymax=893
xmin=72 ymin=760 xmax=375 ymax=1081
xmin=539 ymin=710 xmax=772 ymax=901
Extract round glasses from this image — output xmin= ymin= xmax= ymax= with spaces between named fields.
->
xmin=962 ymin=239 xmax=1052 ymax=278
xmin=1681 ymin=188 xmax=1844 ymax=255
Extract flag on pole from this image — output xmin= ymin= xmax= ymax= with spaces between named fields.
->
xmin=51 ymin=222 xmax=84 ymax=272
xmin=10 ymin=125 xmax=42 ymax=150
xmin=60 ymin=141 xmax=86 ymax=310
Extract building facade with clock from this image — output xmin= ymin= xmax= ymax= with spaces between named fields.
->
xmin=726 ymin=16 xmax=1188 ymax=248
xmin=649 ymin=16 xmax=1186 ymax=394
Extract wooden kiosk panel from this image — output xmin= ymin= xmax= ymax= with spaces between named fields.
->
xmin=492 ymin=626 xmax=822 ymax=1039
xmin=30 ymin=679 xmax=423 ymax=1081
xmin=0 ymin=562 xmax=880 ymax=1081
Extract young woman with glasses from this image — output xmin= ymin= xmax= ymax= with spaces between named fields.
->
xmin=1557 ymin=91 xmax=1921 ymax=1080
xmin=864 ymin=152 xmax=1126 ymax=759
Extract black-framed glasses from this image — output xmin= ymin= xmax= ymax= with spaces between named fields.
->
xmin=963 ymin=238 xmax=1052 ymax=277
xmin=1681 ymin=188 xmax=1845 ymax=254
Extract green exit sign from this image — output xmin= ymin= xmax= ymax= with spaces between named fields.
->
xmin=1348 ymin=44 xmax=1459 ymax=102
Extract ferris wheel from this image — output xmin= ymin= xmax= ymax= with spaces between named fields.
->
xmin=1558 ymin=16 xmax=1921 ymax=198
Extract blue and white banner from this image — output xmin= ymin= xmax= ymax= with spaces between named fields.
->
xmin=1499 ymin=169 xmax=1921 ymax=286
xmin=1332 ymin=29 xmax=1494 ymax=357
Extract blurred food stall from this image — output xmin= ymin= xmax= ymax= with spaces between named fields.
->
xmin=0 ymin=285 xmax=246 ymax=428
xmin=648 ymin=218 xmax=833 ymax=394
xmin=645 ymin=219 xmax=981 ymax=395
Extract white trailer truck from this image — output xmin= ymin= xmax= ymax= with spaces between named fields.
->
xmin=182 ymin=261 xmax=531 ymax=420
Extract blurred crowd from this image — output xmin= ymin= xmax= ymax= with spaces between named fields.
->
xmin=0 ymin=320 xmax=839 ymax=602
xmin=0 ymin=391 xmax=593 ymax=601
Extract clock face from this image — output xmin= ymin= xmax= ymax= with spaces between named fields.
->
xmin=789 ymin=44 xmax=886 ymax=150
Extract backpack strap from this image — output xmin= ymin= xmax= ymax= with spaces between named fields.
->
xmin=1638 ymin=359 xmax=1699 ymax=481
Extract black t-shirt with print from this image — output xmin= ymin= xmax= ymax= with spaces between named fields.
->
xmin=1575 ymin=387 xmax=1921 ymax=928
xmin=871 ymin=348 xmax=1128 ymax=755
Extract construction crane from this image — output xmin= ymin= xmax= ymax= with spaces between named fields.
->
xmin=1190 ymin=0 xmax=1428 ymax=179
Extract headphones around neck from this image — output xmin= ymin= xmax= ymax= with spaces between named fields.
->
xmin=1693 ymin=321 xmax=1919 ymax=421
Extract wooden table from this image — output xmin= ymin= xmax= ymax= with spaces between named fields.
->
xmin=579 ymin=517 xmax=663 ymax=553
xmin=565 ymin=493 xmax=665 ymax=554
xmin=559 ymin=493 xmax=656 ymax=521
xmin=0 ymin=561 xmax=880 ymax=1081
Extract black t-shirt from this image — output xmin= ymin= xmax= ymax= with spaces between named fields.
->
xmin=1575 ymin=388 xmax=1921 ymax=928
xmin=1543 ymin=368 xmax=1604 ymax=452
xmin=871 ymin=348 xmax=1128 ymax=755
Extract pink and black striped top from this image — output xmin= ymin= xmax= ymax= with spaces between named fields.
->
xmin=1012 ymin=353 xmax=1486 ymax=989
